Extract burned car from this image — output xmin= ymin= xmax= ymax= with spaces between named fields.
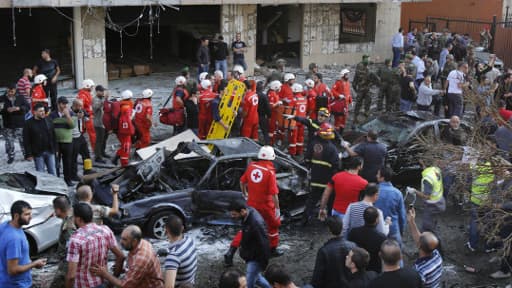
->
xmin=343 ymin=111 xmax=472 ymax=186
xmin=0 ymin=171 xmax=68 ymax=254
xmin=87 ymin=137 xmax=309 ymax=239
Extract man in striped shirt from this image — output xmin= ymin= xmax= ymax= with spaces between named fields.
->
xmin=164 ymin=214 xmax=197 ymax=288
xmin=408 ymin=207 xmax=443 ymax=288
xmin=16 ymin=68 xmax=32 ymax=104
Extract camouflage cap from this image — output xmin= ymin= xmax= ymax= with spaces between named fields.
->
xmin=405 ymin=54 xmax=414 ymax=60
xmin=309 ymin=62 xmax=318 ymax=70
xmin=362 ymin=54 xmax=370 ymax=59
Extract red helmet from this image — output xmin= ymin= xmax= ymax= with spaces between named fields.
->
xmin=318 ymin=123 xmax=335 ymax=140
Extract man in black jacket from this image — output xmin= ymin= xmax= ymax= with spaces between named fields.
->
xmin=229 ymin=199 xmax=271 ymax=288
xmin=213 ymin=35 xmax=229 ymax=81
xmin=311 ymin=216 xmax=355 ymax=288
xmin=348 ymin=206 xmax=387 ymax=273
xmin=197 ymin=36 xmax=210 ymax=81
xmin=23 ymin=102 xmax=57 ymax=175
xmin=1 ymin=84 xmax=29 ymax=164
xmin=257 ymin=81 xmax=271 ymax=145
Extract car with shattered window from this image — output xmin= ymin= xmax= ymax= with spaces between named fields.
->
xmin=343 ymin=111 xmax=472 ymax=186
xmin=0 ymin=171 xmax=68 ymax=254
xmin=85 ymin=135 xmax=309 ymax=239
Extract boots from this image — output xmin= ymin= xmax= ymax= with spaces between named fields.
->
xmin=223 ymin=246 xmax=237 ymax=267
xmin=270 ymin=247 xmax=284 ymax=258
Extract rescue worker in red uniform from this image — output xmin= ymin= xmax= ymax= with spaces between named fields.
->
xmin=288 ymin=83 xmax=307 ymax=156
xmin=76 ymin=79 xmax=97 ymax=150
xmin=241 ymin=81 xmax=259 ymax=140
xmin=172 ymin=76 xmax=190 ymax=134
xmin=113 ymin=90 xmax=135 ymax=167
xmin=330 ymin=69 xmax=352 ymax=134
xmin=134 ymin=89 xmax=153 ymax=148
xmin=267 ymin=80 xmax=282 ymax=145
xmin=31 ymin=74 xmax=49 ymax=114
xmin=224 ymin=145 xmax=283 ymax=267
xmin=313 ymin=73 xmax=331 ymax=99
xmin=304 ymin=79 xmax=318 ymax=120
xmin=279 ymin=73 xmax=295 ymax=100
xmin=198 ymin=79 xmax=216 ymax=139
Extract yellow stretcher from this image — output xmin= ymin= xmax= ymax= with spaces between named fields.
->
xmin=207 ymin=79 xmax=246 ymax=140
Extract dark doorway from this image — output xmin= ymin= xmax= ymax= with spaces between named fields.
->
xmin=105 ymin=6 xmax=220 ymax=72
xmin=256 ymin=5 xmax=302 ymax=66
xmin=0 ymin=8 xmax=73 ymax=86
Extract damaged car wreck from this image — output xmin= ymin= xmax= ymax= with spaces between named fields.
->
xmin=84 ymin=137 xmax=309 ymax=239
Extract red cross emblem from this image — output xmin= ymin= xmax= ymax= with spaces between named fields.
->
xmin=250 ymin=168 xmax=263 ymax=183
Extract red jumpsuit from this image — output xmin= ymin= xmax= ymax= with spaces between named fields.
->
xmin=134 ymin=98 xmax=153 ymax=148
xmin=306 ymin=88 xmax=318 ymax=120
xmin=330 ymin=79 xmax=352 ymax=129
xmin=31 ymin=84 xmax=48 ymax=113
xmin=268 ymin=90 xmax=280 ymax=145
xmin=288 ymin=93 xmax=307 ymax=156
xmin=278 ymin=83 xmax=293 ymax=101
xmin=77 ymin=89 xmax=97 ymax=150
xmin=116 ymin=100 xmax=135 ymax=167
xmin=314 ymin=82 xmax=330 ymax=98
xmin=198 ymin=89 xmax=216 ymax=139
xmin=241 ymin=91 xmax=259 ymax=140
xmin=231 ymin=160 xmax=280 ymax=249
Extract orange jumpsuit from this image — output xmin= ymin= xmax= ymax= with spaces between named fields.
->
xmin=134 ymin=98 xmax=153 ymax=149
xmin=306 ymin=88 xmax=318 ymax=120
xmin=116 ymin=100 xmax=134 ymax=167
xmin=198 ymin=89 xmax=216 ymax=139
xmin=330 ymin=79 xmax=352 ymax=130
xmin=288 ymin=93 xmax=307 ymax=156
xmin=77 ymin=89 xmax=97 ymax=150
xmin=231 ymin=160 xmax=280 ymax=249
xmin=31 ymin=84 xmax=48 ymax=113
xmin=241 ymin=90 xmax=259 ymax=140
xmin=268 ymin=90 xmax=280 ymax=145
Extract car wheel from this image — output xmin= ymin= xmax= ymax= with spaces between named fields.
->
xmin=146 ymin=210 xmax=176 ymax=240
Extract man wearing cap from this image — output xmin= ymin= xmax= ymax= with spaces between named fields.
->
xmin=92 ymin=85 xmax=109 ymax=163
xmin=377 ymin=59 xmax=397 ymax=112
xmin=49 ymin=96 xmax=75 ymax=186
xmin=353 ymin=55 xmax=371 ymax=121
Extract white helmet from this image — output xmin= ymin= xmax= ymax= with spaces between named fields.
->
xmin=34 ymin=74 xmax=47 ymax=84
xmin=201 ymin=79 xmax=212 ymax=90
xmin=121 ymin=90 xmax=133 ymax=100
xmin=214 ymin=70 xmax=224 ymax=79
xmin=291 ymin=83 xmax=303 ymax=93
xmin=258 ymin=145 xmax=276 ymax=161
xmin=340 ymin=69 xmax=350 ymax=77
xmin=175 ymin=76 xmax=187 ymax=86
xmin=199 ymin=72 xmax=209 ymax=82
xmin=81 ymin=79 xmax=95 ymax=89
xmin=269 ymin=80 xmax=282 ymax=91
xmin=284 ymin=73 xmax=295 ymax=82
xmin=233 ymin=65 xmax=244 ymax=75
xmin=142 ymin=89 xmax=153 ymax=98
xmin=304 ymin=79 xmax=315 ymax=88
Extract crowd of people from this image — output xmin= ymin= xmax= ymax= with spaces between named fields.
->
xmin=1 ymin=26 xmax=512 ymax=288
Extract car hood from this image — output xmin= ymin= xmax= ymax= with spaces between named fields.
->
xmin=0 ymin=188 xmax=58 ymax=229
xmin=27 ymin=171 xmax=68 ymax=196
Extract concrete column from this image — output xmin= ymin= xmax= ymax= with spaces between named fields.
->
xmin=73 ymin=7 xmax=84 ymax=89
xmin=374 ymin=1 xmax=401 ymax=62
xmin=80 ymin=7 xmax=108 ymax=87
xmin=220 ymin=4 xmax=257 ymax=75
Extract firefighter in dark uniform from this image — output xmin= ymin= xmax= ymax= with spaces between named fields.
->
xmin=289 ymin=107 xmax=342 ymax=152
xmin=302 ymin=123 xmax=340 ymax=225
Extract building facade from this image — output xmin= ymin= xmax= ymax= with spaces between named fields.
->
xmin=0 ymin=0 xmax=403 ymax=87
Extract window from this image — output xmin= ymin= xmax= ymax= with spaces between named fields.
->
xmin=339 ymin=3 xmax=376 ymax=43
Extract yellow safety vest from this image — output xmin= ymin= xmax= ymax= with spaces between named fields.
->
xmin=421 ymin=167 xmax=443 ymax=203
xmin=470 ymin=162 xmax=494 ymax=206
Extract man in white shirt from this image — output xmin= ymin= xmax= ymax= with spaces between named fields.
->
xmin=417 ymin=76 xmax=445 ymax=112
xmin=412 ymin=52 xmax=426 ymax=88
xmin=392 ymin=28 xmax=404 ymax=68
xmin=446 ymin=62 xmax=469 ymax=117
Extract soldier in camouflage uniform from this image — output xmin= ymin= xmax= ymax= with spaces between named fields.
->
xmin=50 ymin=196 xmax=76 ymax=288
xmin=353 ymin=55 xmax=372 ymax=119
xmin=441 ymin=54 xmax=457 ymax=90
xmin=404 ymin=53 xmax=417 ymax=80
xmin=305 ymin=62 xmax=319 ymax=80
xmin=377 ymin=59 xmax=401 ymax=112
